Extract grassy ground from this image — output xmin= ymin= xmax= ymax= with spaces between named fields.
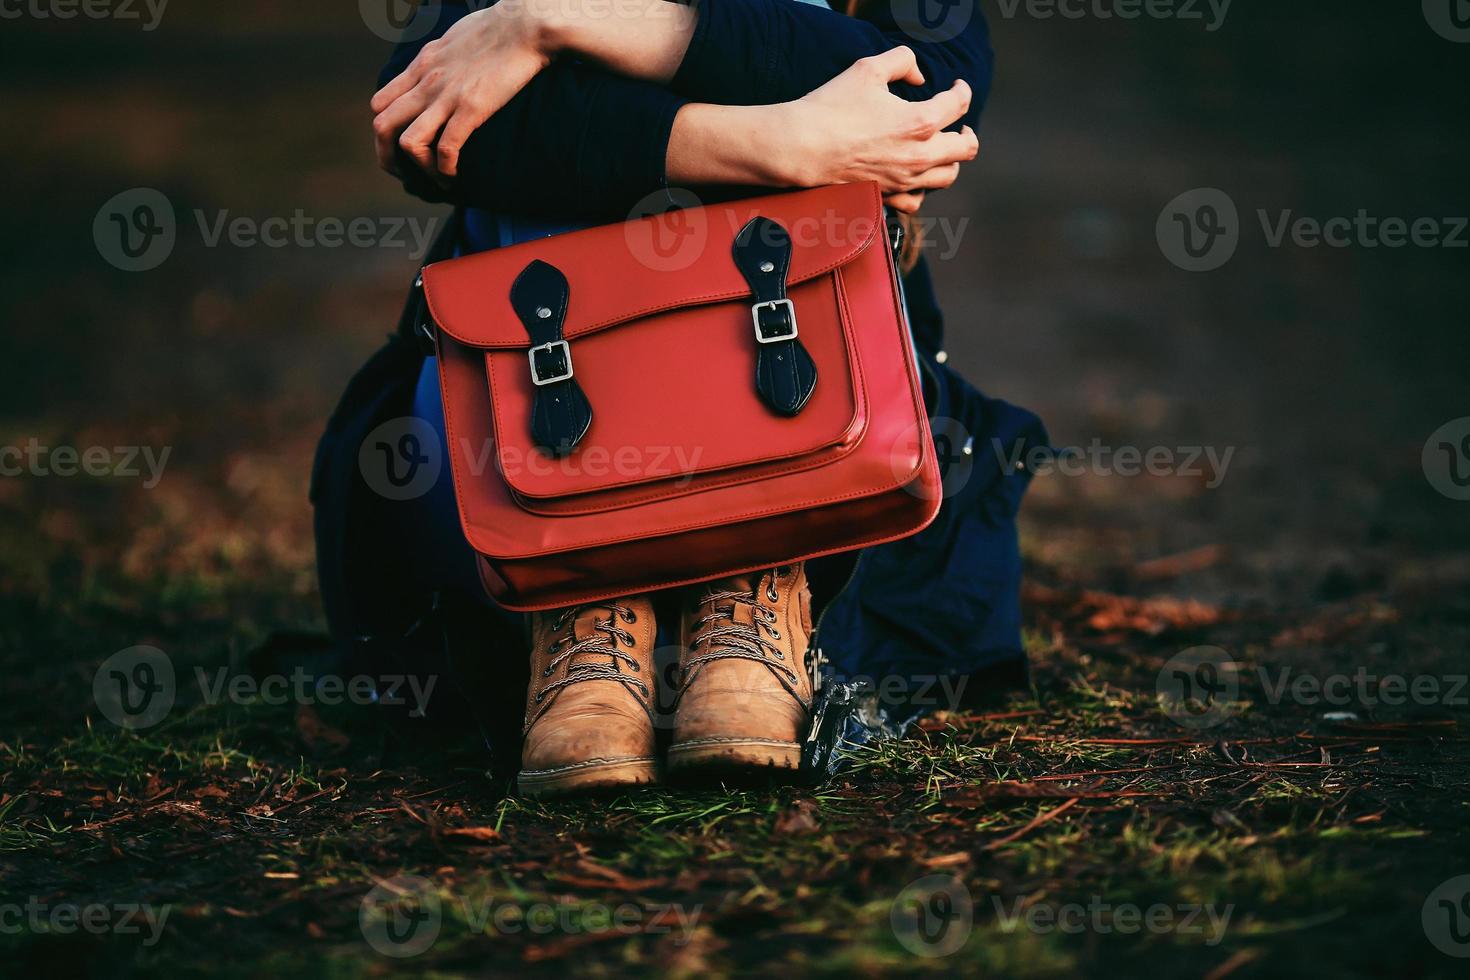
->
xmin=2 ymin=484 xmax=1467 ymax=977
xmin=4 ymin=2 xmax=1469 ymax=977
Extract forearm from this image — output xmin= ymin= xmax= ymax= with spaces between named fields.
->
xmin=535 ymin=0 xmax=696 ymax=84
xmin=665 ymin=102 xmax=799 ymax=187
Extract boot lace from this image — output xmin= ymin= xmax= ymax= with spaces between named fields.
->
xmin=681 ymin=571 xmax=803 ymax=698
xmin=535 ymin=602 xmax=648 ymax=703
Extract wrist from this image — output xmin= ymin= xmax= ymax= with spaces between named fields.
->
xmin=502 ymin=0 xmax=565 ymax=57
xmin=765 ymin=101 xmax=820 ymax=187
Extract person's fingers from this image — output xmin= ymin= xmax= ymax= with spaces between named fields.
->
xmin=914 ymin=126 xmax=980 ymax=170
xmin=883 ymin=191 xmax=925 ymax=214
xmin=372 ymin=37 xmax=445 ymax=113
xmin=372 ymin=88 xmax=431 ymax=172
xmin=867 ymin=46 xmax=925 ymax=87
xmin=435 ymin=108 xmax=481 ymax=178
xmin=917 ymin=79 xmax=972 ymax=133
xmin=371 ymin=62 xmax=425 ymax=116
xmin=907 ymin=163 xmax=961 ymax=192
xmin=398 ymin=99 xmax=453 ymax=174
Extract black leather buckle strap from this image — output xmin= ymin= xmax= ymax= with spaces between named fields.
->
xmin=511 ymin=259 xmax=591 ymax=456
xmin=732 ymin=216 xmax=817 ymax=416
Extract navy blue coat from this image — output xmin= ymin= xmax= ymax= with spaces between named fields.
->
xmin=311 ymin=0 xmax=1046 ymax=719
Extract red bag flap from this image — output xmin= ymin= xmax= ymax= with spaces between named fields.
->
xmin=420 ymin=182 xmax=884 ymax=349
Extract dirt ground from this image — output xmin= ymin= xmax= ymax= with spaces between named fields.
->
xmin=2 ymin=3 xmax=1468 ymax=977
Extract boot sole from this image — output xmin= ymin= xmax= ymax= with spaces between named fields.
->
xmin=517 ymin=756 xmax=659 ymax=798
xmin=666 ymin=738 xmax=803 ymax=784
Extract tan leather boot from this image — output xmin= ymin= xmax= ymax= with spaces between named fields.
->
xmin=668 ymin=564 xmax=814 ymax=778
xmin=518 ymin=596 xmax=658 ymax=797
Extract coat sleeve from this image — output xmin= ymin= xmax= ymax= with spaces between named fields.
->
xmin=378 ymin=2 xmax=689 ymax=220
xmin=672 ymin=0 xmax=994 ymax=129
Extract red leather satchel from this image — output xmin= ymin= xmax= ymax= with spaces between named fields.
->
xmin=420 ymin=181 xmax=941 ymax=611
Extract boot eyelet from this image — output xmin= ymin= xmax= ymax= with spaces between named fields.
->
xmin=769 ymin=628 xmax=781 ymax=639
xmin=630 ymin=662 xmax=640 ymax=672
xmin=766 ymin=587 xmax=779 ymax=602
xmin=534 ymin=692 xmax=544 ymax=703
xmin=623 ymin=634 xmax=636 ymax=647
xmin=543 ymin=667 xmax=553 ymax=677
xmin=774 ymin=651 xmax=785 ymax=659
xmin=621 ymin=609 xmax=637 ymax=623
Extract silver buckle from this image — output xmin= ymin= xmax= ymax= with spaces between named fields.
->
xmin=751 ymin=298 xmax=798 ymax=344
xmin=527 ymin=340 xmax=573 ymax=385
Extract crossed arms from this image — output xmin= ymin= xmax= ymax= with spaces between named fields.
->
xmin=370 ymin=0 xmax=993 ymax=218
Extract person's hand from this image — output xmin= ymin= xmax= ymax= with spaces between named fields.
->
xmin=780 ymin=47 xmax=978 ymax=213
xmin=884 ymin=191 xmax=927 ymax=214
xmin=370 ymin=4 xmax=551 ymax=181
